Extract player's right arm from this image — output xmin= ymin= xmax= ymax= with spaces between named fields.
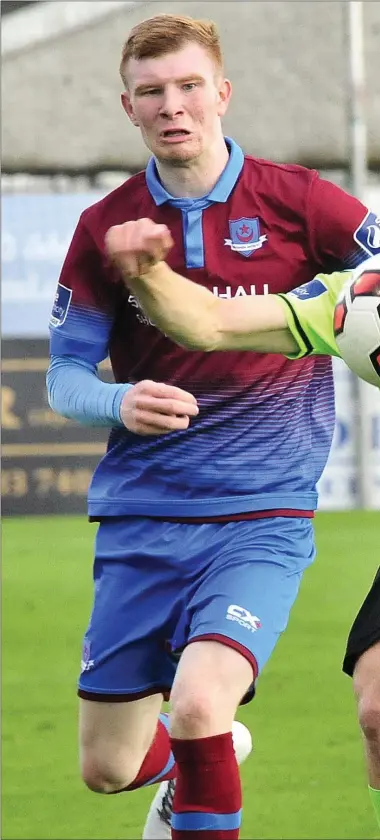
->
xmin=47 ymin=214 xmax=198 ymax=435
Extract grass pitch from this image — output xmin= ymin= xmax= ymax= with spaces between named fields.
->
xmin=2 ymin=512 xmax=378 ymax=839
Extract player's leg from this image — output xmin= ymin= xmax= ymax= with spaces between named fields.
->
xmin=169 ymin=641 xmax=252 ymax=840
xmin=353 ymin=641 xmax=380 ymax=828
xmin=343 ymin=568 xmax=380 ymax=828
xmin=78 ymin=517 xmax=178 ymax=794
xmin=79 ymin=694 xmax=167 ymax=792
xmin=165 ymin=516 xmax=315 ymax=840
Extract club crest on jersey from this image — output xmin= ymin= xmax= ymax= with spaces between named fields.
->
xmin=225 ymin=217 xmax=267 ymax=258
xmin=49 ymin=283 xmax=72 ymax=327
xmin=354 ymin=211 xmax=380 ymax=256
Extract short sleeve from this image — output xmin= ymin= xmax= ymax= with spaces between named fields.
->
xmin=307 ymin=174 xmax=380 ymax=270
xmin=49 ymin=214 xmax=120 ymax=364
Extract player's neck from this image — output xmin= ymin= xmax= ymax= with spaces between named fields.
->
xmin=155 ymin=136 xmax=230 ymax=199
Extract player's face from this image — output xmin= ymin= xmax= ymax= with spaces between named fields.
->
xmin=121 ymin=42 xmax=231 ymax=164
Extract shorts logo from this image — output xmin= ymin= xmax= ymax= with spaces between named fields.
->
xmin=50 ymin=283 xmax=72 ymax=328
xmin=81 ymin=639 xmax=94 ymax=673
xmin=225 ymin=218 xmax=267 ymax=258
xmin=226 ymin=604 xmax=261 ymax=632
xmin=354 ymin=211 xmax=380 ymax=256
xmin=288 ymin=277 xmax=328 ymax=300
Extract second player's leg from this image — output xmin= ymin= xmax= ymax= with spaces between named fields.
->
xmin=354 ymin=641 xmax=380 ymax=791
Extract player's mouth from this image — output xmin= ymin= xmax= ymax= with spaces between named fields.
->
xmin=160 ymin=129 xmax=192 ymax=143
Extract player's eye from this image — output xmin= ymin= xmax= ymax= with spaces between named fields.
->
xmin=182 ymin=83 xmax=199 ymax=92
xmin=141 ymin=88 xmax=162 ymax=96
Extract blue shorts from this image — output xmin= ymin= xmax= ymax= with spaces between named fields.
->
xmin=78 ymin=516 xmax=315 ymax=702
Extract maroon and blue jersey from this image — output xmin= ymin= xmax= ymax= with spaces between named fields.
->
xmin=49 ymin=138 xmax=375 ymax=519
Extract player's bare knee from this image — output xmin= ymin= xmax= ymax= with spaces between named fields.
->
xmin=170 ymin=692 xmax=220 ymax=739
xmin=357 ymin=692 xmax=380 ymax=742
xmin=81 ymin=751 xmax=142 ymax=794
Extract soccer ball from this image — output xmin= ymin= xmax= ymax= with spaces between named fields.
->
xmin=334 ymin=255 xmax=380 ymax=387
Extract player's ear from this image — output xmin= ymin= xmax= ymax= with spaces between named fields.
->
xmin=121 ymin=92 xmax=140 ymax=126
xmin=216 ymin=78 xmax=232 ymax=117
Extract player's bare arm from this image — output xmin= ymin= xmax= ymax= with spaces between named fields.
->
xmin=105 ymin=219 xmax=299 ymax=355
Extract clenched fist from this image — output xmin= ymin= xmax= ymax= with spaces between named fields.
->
xmin=121 ymin=379 xmax=199 ymax=436
xmin=105 ymin=218 xmax=174 ymax=278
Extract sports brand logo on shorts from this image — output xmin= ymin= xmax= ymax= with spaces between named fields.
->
xmin=81 ymin=639 xmax=94 ymax=673
xmin=354 ymin=211 xmax=380 ymax=257
xmin=226 ymin=604 xmax=262 ymax=632
xmin=50 ymin=283 xmax=72 ymax=328
xmin=225 ymin=218 xmax=267 ymax=258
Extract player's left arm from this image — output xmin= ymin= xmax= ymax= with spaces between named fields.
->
xmin=307 ymin=174 xmax=380 ymax=269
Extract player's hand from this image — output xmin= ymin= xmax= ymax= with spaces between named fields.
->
xmin=120 ymin=380 xmax=199 ymax=435
xmin=105 ymin=219 xmax=174 ymax=278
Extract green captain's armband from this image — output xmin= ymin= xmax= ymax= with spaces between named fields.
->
xmin=276 ymin=271 xmax=351 ymax=360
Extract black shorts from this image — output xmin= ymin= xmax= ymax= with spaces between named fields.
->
xmin=343 ymin=567 xmax=380 ymax=677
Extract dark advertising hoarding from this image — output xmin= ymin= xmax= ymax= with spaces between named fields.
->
xmin=2 ymin=339 xmax=110 ymax=515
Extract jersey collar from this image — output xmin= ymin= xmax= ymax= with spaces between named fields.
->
xmin=145 ymin=137 xmax=244 ymax=207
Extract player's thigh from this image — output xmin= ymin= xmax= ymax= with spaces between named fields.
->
xmin=170 ymin=639 xmax=253 ymax=735
xmin=184 ymin=517 xmax=315 ymax=680
xmin=78 ymin=518 xmax=180 ymax=700
xmin=79 ymin=693 xmax=163 ymax=786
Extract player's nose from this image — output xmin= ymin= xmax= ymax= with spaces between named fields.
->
xmin=159 ymin=86 xmax=185 ymax=118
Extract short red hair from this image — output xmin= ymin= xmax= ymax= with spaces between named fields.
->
xmin=120 ymin=13 xmax=223 ymax=86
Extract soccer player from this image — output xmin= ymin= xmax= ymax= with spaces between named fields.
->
xmin=105 ymin=224 xmax=380 ymax=836
xmin=343 ymin=570 xmax=380 ymax=830
xmin=47 ymin=13 xmax=380 ymax=840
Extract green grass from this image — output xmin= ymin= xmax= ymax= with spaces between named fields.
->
xmin=2 ymin=512 xmax=379 ymax=840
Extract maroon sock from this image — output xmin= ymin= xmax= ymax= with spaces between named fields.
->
xmin=126 ymin=713 xmax=176 ymax=790
xmin=170 ymin=732 xmax=242 ymax=840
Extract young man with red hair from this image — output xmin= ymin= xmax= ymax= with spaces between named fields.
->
xmin=47 ymin=13 xmax=380 ymax=840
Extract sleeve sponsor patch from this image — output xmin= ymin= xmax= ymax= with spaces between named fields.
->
xmin=288 ymin=277 xmax=328 ymax=301
xmin=49 ymin=283 xmax=72 ymax=327
xmin=354 ymin=210 xmax=380 ymax=256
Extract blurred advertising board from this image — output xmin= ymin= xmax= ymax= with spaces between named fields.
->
xmin=2 ymin=339 xmax=109 ymax=515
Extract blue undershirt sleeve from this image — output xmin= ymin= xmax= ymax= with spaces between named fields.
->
xmin=46 ymin=355 xmax=133 ymax=427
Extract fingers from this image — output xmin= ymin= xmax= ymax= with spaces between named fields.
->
xmin=142 ymin=380 xmax=198 ymax=407
xmin=134 ymin=395 xmax=199 ymax=418
xmin=135 ymin=410 xmax=191 ymax=434
xmin=120 ymin=380 xmax=199 ymax=436
xmin=105 ymin=219 xmax=174 ymax=275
